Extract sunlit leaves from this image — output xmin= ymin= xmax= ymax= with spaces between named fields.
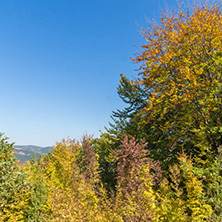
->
xmin=0 ymin=134 xmax=30 ymax=221
xmin=111 ymin=2 xmax=222 ymax=167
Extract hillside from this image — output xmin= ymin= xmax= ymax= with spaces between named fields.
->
xmin=14 ymin=145 xmax=53 ymax=163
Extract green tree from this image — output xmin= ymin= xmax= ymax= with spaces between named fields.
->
xmin=155 ymin=154 xmax=212 ymax=221
xmin=192 ymin=146 xmax=222 ymax=221
xmin=0 ymin=133 xmax=30 ymax=221
xmin=24 ymin=155 xmax=47 ymax=222
xmin=93 ymin=133 xmax=118 ymax=192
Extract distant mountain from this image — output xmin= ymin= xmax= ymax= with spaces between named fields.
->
xmin=14 ymin=145 xmax=53 ymax=164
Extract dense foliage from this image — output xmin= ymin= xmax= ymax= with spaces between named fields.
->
xmin=110 ymin=3 xmax=222 ymax=168
xmin=0 ymin=134 xmax=30 ymax=221
xmin=1 ymin=2 xmax=222 ymax=221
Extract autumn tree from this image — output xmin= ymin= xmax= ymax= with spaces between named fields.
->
xmin=110 ymin=2 xmax=222 ymax=168
xmin=78 ymin=135 xmax=100 ymax=188
xmin=24 ymin=155 xmax=47 ymax=222
xmin=42 ymin=138 xmax=121 ymax=221
xmin=192 ymin=145 xmax=222 ymax=220
xmin=0 ymin=133 xmax=30 ymax=221
xmin=155 ymin=153 xmax=212 ymax=221
xmin=112 ymin=136 xmax=162 ymax=221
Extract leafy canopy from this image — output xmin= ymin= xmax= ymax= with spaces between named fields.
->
xmin=110 ymin=2 xmax=222 ymax=167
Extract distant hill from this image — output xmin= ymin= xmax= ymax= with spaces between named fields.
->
xmin=14 ymin=145 xmax=53 ymax=164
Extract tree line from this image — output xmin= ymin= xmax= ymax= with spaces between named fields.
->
xmin=1 ymin=2 xmax=222 ymax=221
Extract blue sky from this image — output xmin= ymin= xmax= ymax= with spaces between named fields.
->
xmin=0 ymin=0 xmax=209 ymax=146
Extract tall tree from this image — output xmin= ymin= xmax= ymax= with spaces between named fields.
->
xmin=110 ymin=2 xmax=222 ymax=168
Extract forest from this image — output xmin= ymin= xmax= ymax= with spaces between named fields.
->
xmin=1 ymin=2 xmax=222 ymax=221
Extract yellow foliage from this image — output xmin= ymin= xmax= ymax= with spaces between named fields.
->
xmin=115 ymin=163 xmax=157 ymax=221
xmin=178 ymin=153 xmax=213 ymax=221
xmin=0 ymin=182 xmax=30 ymax=222
xmin=154 ymin=166 xmax=187 ymax=221
xmin=130 ymin=2 xmax=222 ymax=160
xmin=43 ymin=138 xmax=122 ymax=222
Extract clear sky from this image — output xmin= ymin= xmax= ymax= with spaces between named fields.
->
xmin=0 ymin=0 xmax=212 ymax=146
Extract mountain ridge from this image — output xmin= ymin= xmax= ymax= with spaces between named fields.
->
xmin=14 ymin=145 xmax=53 ymax=164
